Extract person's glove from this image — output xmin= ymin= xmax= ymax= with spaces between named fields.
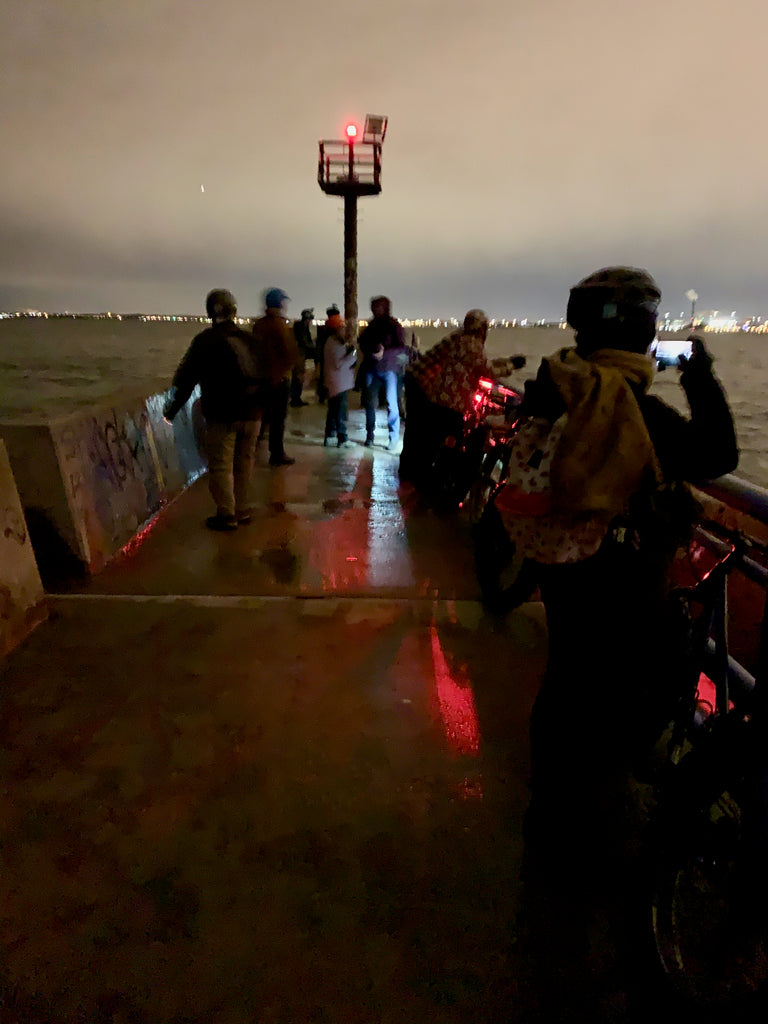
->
xmin=679 ymin=333 xmax=714 ymax=375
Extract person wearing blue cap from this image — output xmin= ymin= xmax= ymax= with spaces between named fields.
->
xmin=251 ymin=288 xmax=300 ymax=467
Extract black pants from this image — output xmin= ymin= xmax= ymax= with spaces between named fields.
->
xmin=324 ymin=391 xmax=349 ymax=441
xmin=289 ymin=365 xmax=305 ymax=406
xmin=262 ymin=380 xmax=289 ymax=460
xmin=528 ymin=544 xmax=684 ymax=847
xmin=399 ymin=379 xmax=463 ymax=487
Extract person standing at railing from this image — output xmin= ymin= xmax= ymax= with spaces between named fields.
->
xmin=163 ymin=289 xmax=265 ymax=531
xmin=517 ymin=266 xmax=738 ymax=870
xmin=398 ymin=308 xmax=526 ymax=491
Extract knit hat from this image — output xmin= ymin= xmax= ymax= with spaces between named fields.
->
xmin=463 ymin=308 xmax=489 ymax=336
xmin=205 ymin=289 xmax=237 ymax=320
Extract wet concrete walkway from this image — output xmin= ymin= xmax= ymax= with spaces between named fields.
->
xmin=0 ymin=402 xmax=635 ymax=1023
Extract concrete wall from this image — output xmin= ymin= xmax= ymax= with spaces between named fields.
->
xmin=0 ymin=390 xmax=205 ymax=586
xmin=0 ymin=440 xmax=47 ymax=656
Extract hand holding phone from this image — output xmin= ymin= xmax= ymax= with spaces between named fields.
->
xmin=679 ymin=333 xmax=713 ymax=374
xmin=653 ymin=339 xmax=693 ymax=368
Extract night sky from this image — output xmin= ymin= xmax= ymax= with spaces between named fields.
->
xmin=2 ymin=0 xmax=767 ymax=320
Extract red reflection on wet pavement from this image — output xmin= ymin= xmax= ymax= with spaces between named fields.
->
xmin=429 ymin=624 xmax=480 ymax=756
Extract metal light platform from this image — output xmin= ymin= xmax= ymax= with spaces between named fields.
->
xmin=317 ymin=114 xmax=388 ymax=341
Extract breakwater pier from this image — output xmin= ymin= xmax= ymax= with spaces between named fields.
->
xmin=1 ymin=396 xmax=765 ymax=1022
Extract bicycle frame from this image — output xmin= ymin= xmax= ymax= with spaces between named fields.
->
xmin=462 ymin=378 xmax=523 ymax=524
xmin=647 ymin=524 xmax=768 ymax=1012
xmin=665 ymin=526 xmax=768 ymax=766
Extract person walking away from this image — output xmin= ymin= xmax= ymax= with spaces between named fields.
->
xmin=314 ymin=304 xmax=339 ymax=405
xmin=163 ymin=288 xmax=264 ymax=531
xmin=290 ymin=308 xmax=315 ymax=407
xmin=399 ymin=308 xmax=525 ymax=490
xmin=322 ymin=313 xmax=357 ymax=448
xmin=251 ymin=288 xmax=300 ymax=467
xmin=357 ymin=295 xmax=407 ymax=450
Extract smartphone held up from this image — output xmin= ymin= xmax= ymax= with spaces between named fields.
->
xmin=651 ymin=338 xmax=693 ymax=369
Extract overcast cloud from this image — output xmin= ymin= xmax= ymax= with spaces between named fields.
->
xmin=1 ymin=0 xmax=766 ymax=318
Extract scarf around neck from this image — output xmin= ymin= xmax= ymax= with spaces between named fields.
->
xmin=543 ymin=346 xmax=661 ymax=516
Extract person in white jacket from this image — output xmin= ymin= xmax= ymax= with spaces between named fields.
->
xmin=323 ymin=314 xmax=358 ymax=448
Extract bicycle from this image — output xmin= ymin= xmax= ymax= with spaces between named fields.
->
xmin=427 ymin=377 xmax=522 ymax=515
xmin=640 ymin=522 xmax=768 ymax=1021
xmin=462 ymin=380 xmax=536 ymax=610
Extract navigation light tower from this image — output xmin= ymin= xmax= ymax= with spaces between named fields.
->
xmin=318 ymin=114 xmax=388 ymax=342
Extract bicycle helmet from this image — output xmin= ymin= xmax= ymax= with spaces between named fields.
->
xmin=567 ymin=266 xmax=661 ymax=353
xmin=205 ymin=288 xmax=237 ymax=321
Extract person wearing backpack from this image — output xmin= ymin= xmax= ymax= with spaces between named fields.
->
xmin=519 ymin=266 xmax=738 ymax=864
xmin=163 ymin=288 xmax=265 ymax=531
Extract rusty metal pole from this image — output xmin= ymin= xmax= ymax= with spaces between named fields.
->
xmin=343 ymin=191 xmax=358 ymax=347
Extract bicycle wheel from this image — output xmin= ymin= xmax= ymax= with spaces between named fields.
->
xmin=650 ymin=766 xmax=768 ymax=1020
xmin=466 ymin=445 xmax=507 ymax=526
xmin=427 ymin=440 xmax=466 ymax=512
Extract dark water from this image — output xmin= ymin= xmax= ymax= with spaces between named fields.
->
xmin=1 ymin=318 xmax=765 ymax=489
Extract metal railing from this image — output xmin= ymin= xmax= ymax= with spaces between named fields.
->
xmin=318 ymin=141 xmax=382 ymax=191
xmin=694 ymin=474 xmax=768 ymax=700
xmin=700 ymin=473 xmax=768 ymax=526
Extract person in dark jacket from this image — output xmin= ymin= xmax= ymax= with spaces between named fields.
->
xmin=314 ymin=304 xmax=339 ymax=405
xmin=290 ymin=308 xmax=315 ymax=407
xmin=251 ymin=288 xmax=299 ymax=467
xmin=357 ymin=295 xmax=407 ymax=449
xmin=521 ymin=267 xmax=738 ymax=851
xmin=163 ymin=288 xmax=263 ymax=531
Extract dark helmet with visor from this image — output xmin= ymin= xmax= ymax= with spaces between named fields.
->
xmin=567 ymin=266 xmax=661 ymax=353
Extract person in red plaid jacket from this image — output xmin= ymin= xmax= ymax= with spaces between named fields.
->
xmin=398 ymin=309 xmax=525 ymax=488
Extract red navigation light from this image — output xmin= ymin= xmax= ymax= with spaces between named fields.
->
xmin=345 ymin=123 xmax=358 ymax=139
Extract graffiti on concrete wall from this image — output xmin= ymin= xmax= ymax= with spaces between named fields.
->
xmin=85 ymin=408 xmax=155 ymax=491
xmin=58 ymin=408 xmax=156 ymax=494
xmin=55 ymin=403 xmax=164 ymax=566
